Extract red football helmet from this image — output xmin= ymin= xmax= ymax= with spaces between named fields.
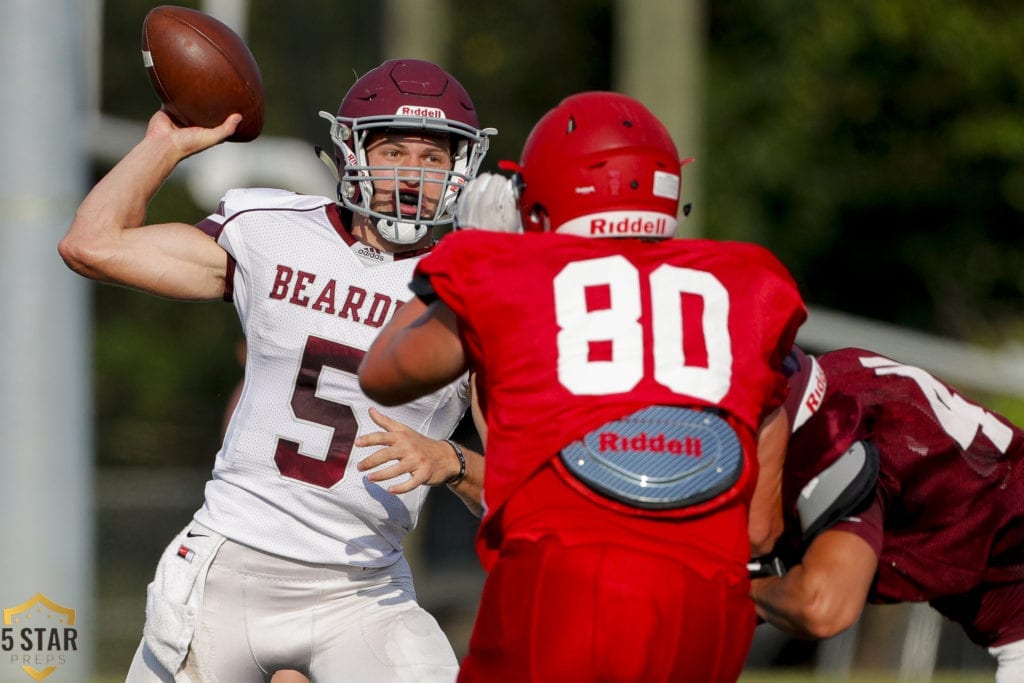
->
xmin=500 ymin=91 xmax=690 ymax=239
xmin=320 ymin=59 xmax=495 ymax=244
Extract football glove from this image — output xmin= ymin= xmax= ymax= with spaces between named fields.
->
xmin=454 ymin=172 xmax=522 ymax=233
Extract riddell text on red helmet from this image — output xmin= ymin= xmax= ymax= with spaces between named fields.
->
xmin=590 ymin=216 xmax=671 ymax=236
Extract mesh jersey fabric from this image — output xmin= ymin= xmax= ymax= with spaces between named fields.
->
xmin=192 ymin=188 xmax=470 ymax=566
xmin=783 ymin=347 xmax=1024 ymax=645
xmin=415 ymin=229 xmax=806 ymax=566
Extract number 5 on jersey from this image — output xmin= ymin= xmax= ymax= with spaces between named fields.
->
xmin=275 ymin=336 xmax=362 ymax=488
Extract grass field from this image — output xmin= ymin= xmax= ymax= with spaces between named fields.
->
xmin=738 ymin=672 xmax=993 ymax=683
xmin=89 ymin=670 xmax=994 ymax=683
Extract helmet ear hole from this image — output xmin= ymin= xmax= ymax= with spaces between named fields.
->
xmin=527 ymin=203 xmax=548 ymax=229
xmin=513 ymin=91 xmax=683 ymax=238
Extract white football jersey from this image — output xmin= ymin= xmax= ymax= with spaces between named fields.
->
xmin=192 ymin=188 xmax=470 ymax=566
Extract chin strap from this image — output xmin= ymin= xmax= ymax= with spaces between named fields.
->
xmin=314 ymin=145 xmax=343 ymax=205
xmin=374 ymin=217 xmax=429 ymax=245
xmin=314 ymin=145 xmax=340 ymax=187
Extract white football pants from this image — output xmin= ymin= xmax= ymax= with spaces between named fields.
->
xmin=126 ymin=522 xmax=458 ymax=682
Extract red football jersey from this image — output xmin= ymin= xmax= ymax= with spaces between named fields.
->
xmin=417 ymin=230 xmax=805 ymax=556
xmin=783 ymin=347 xmax=1024 ymax=646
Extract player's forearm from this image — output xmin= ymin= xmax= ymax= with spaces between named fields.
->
xmin=61 ymin=112 xmax=238 ymax=295
xmin=750 ymin=563 xmax=861 ymax=640
xmin=750 ymin=571 xmax=825 ymax=638
xmin=360 ymin=302 xmax=466 ymax=406
xmin=60 ymin=132 xmax=183 ymax=281
xmin=748 ymin=407 xmax=787 ymax=555
xmin=76 ymin=129 xmax=184 ymax=232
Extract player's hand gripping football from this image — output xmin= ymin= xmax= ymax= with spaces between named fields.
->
xmin=454 ymin=172 xmax=522 ymax=233
xmin=355 ymin=408 xmax=464 ymax=494
xmin=145 ymin=109 xmax=242 ymax=161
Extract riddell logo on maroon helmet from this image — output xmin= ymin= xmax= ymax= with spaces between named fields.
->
xmin=590 ymin=216 xmax=670 ymax=236
xmin=395 ymin=105 xmax=444 ymax=119
xmin=804 ymin=362 xmax=827 ymax=414
xmin=790 ymin=354 xmax=828 ymax=432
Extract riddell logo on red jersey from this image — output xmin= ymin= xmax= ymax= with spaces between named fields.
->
xmin=598 ymin=431 xmax=703 ymax=457
xmin=590 ymin=216 xmax=670 ymax=237
xmin=396 ymin=105 xmax=444 ymax=119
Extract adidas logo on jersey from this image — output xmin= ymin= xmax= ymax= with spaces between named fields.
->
xmin=355 ymin=246 xmax=385 ymax=262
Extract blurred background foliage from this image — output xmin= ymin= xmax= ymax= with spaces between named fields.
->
xmin=706 ymin=1 xmax=1024 ymax=339
xmin=89 ymin=0 xmax=1023 ymax=468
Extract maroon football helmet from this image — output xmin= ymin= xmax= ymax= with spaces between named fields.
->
xmin=320 ymin=59 xmax=495 ymax=244
xmin=500 ymin=91 xmax=690 ymax=239
xmin=783 ymin=345 xmax=829 ymax=433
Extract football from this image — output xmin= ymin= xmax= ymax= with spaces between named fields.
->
xmin=141 ymin=5 xmax=264 ymax=142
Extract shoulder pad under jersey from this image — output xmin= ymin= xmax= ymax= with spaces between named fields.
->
xmin=797 ymin=439 xmax=879 ymax=541
xmin=217 ymin=188 xmax=334 ymax=219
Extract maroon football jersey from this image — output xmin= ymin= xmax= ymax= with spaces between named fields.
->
xmin=783 ymin=347 xmax=1024 ymax=646
xmin=416 ymin=230 xmax=805 ymax=563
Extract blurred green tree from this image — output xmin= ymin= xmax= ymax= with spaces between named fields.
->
xmin=704 ymin=0 xmax=1024 ymax=343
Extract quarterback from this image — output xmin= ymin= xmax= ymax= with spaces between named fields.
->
xmin=60 ymin=59 xmax=489 ymax=682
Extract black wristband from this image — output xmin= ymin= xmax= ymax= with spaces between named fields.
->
xmin=443 ymin=439 xmax=466 ymax=486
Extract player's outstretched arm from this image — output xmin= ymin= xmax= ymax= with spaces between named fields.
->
xmin=750 ymin=529 xmax=876 ymax=639
xmin=359 ymin=298 xmax=467 ymax=406
xmin=58 ymin=110 xmax=239 ymax=300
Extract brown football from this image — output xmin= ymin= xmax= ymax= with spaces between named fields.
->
xmin=141 ymin=5 xmax=264 ymax=142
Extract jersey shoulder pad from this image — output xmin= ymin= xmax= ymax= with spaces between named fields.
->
xmin=796 ymin=439 xmax=879 ymax=541
xmin=217 ymin=188 xmax=334 ymax=219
